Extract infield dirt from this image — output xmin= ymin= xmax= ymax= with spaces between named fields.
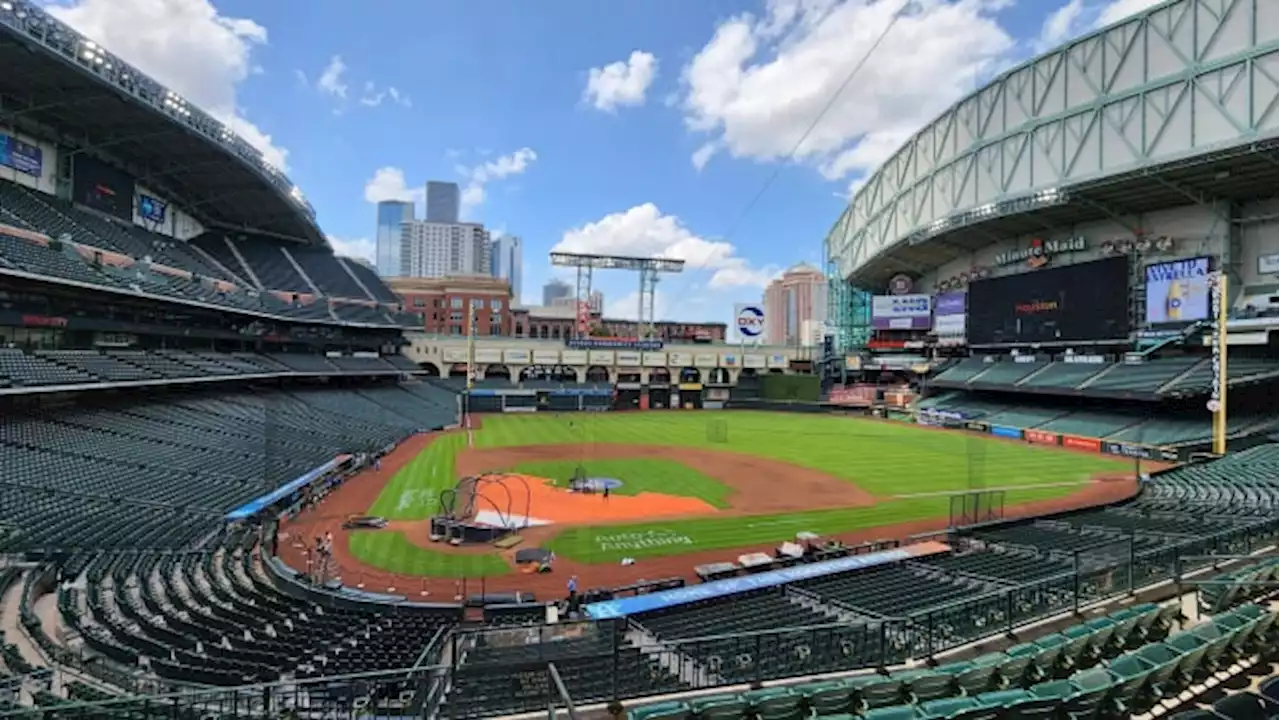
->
xmin=276 ymin=427 xmax=1141 ymax=600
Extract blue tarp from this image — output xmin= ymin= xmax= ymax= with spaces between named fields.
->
xmin=225 ymin=455 xmax=350 ymax=521
xmin=584 ymin=546 xmax=919 ymax=620
xmin=990 ymin=425 xmax=1023 ymax=439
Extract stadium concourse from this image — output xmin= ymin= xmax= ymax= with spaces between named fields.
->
xmin=0 ymin=1 xmax=1274 ymax=720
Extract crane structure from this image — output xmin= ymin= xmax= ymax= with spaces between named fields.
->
xmin=548 ymin=252 xmax=685 ymax=339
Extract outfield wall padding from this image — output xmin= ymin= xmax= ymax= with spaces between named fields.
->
xmin=759 ymin=374 xmax=821 ymax=402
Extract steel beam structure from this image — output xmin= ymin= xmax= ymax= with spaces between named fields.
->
xmin=824 ymin=0 xmax=1278 ymax=283
xmin=548 ymin=252 xmax=685 ymax=339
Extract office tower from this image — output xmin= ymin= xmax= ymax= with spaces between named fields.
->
xmin=374 ymin=200 xmax=414 ymax=277
xmin=542 ymin=279 xmax=572 ymax=306
xmin=425 ymin=181 xmax=461 ymax=223
xmin=399 ymin=220 xmax=491 ymax=278
xmin=489 ymin=235 xmax=524 ymax=301
xmin=762 ymin=263 xmax=827 ymax=346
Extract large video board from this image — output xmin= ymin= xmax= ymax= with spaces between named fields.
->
xmin=72 ymin=155 xmax=136 ymax=222
xmin=1144 ymin=257 xmax=1211 ymax=324
xmin=968 ymin=257 xmax=1130 ymax=345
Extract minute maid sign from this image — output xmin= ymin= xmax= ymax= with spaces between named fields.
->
xmin=994 ymin=236 xmax=1086 ymax=268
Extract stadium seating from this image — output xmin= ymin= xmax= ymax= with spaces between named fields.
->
xmin=967 ymin=360 xmax=1049 ymax=387
xmin=1 ymin=211 xmax=408 ymax=328
xmin=343 ymin=257 xmax=400 ymax=303
xmin=0 ymin=348 xmax=421 ymax=389
xmin=290 ymin=246 xmax=369 ymax=298
xmin=52 ymin=537 xmax=461 ymax=686
xmin=0 ymin=383 xmax=459 ymax=555
xmin=446 ymin=624 xmax=687 ymax=717
xmin=1017 ymin=360 xmax=1112 ymax=389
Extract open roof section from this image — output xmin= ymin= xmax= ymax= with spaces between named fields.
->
xmin=0 ymin=0 xmax=322 ymax=244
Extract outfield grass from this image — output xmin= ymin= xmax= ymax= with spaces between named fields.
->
xmin=474 ymin=412 xmax=1126 ymax=496
xmin=351 ymin=411 xmax=1132 ymax=573
xmin=507 ymin=458 xmax=733 ymax=508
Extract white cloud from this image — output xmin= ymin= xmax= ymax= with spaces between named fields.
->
xmin=604 ymin=290 xmax=672 ymax=322
xmin=317 ymin=54 xmax=348 ymax=99
xmin=1096 ymin=0 xmax=1163 ymax=27
xmin=1035 ymin=0 xmax=1086 ymax=52
xmin=47 ymin=0 xmax=289 ymax=171
xmin=552 ymin=203 xmax=777 ymax=291
xmin=458 ymin=147 xmax=538 ymax=216
xmin=307 ymin=59 xmax=409 ymax=111
xmin=363 ymin=166 xmax=424 ymax=205
xmin=360 ymin=84 xmax=412 ymax=108
xmin=679 ymin=0 xmax=1015 ymax=189
xmin=583 ymin=50 xmax=658 ymax=112
xmin=1034 ymin=0 xmax=1156 ymax=54
xmin=691 ymin=142 xmax=718 ymax=171
xmin=678 ymin=0 xmax=1169 ymax=194
xmin=327 ymin=235 xmax=375 ymax=264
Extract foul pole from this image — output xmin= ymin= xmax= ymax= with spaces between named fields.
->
xmin=1209 ymin=272 xmax=1229 ymax=455
xmin=465 ymin=300 xmax=477 ymax=441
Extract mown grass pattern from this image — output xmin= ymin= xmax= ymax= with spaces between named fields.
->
xmin=352 ymin=411 xmax=1129 ymax=572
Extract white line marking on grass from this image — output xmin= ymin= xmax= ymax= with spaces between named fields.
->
xmin=891 ymin=479 xmax=1092 ymax=499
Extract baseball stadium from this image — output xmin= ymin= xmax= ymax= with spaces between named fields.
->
xmin=0 ymin=0 xmax=1276 ymax=719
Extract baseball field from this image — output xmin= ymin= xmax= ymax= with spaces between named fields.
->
xmin=279 ymin=411 xmax=1140 ymax=593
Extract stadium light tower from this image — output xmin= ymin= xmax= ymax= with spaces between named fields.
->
xmin=548 ymin=252 xmax=685 ymax=339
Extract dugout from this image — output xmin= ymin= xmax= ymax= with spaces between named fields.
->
xmin=677 ymin=383 xmax=703 ymax=409
xmin=614 ymin=386 xmax=642 ymax=410
xmin=646 ymin=386 xmax=670 ymax=409
xmin=542 ymin=391 xmax=580 ymax=411
xmin=465 ymin=392 xmax=503 ymax=413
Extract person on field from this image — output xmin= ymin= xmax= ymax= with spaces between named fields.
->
xmin=603 ymin=485 xmax=610 ymax=501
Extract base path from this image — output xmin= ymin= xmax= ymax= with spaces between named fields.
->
xmin=276 ymin=429 xmax=1140 ymax=602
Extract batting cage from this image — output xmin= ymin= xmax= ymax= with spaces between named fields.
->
xmin=706 ymin=418 xmax=728 ymax=443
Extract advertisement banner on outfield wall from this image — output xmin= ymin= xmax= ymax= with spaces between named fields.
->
xmin=829 ymin=386 xmax=876 ymax=407
xmin=1062 ymin=435 xmax=1101 ymax=452
xmin=1101 ymin=442 xmax=1167 ymax=461
xmin=1024 ymin=429 xmax=1060 ymax=446
xmin=990 ymin=425 xmax=1023 ymax=440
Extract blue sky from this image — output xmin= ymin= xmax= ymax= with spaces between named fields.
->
xmin=45 ymin=0 xmax=1160 ymax=322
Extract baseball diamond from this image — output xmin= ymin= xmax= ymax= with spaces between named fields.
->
xmin=276 ymin=411 xmax=1142 ymax=594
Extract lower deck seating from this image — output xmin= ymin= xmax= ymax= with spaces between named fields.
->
xmin=0 ymin=383 xmax=458 ymax=554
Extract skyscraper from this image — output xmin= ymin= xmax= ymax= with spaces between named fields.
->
xmin=762 ymin=263 xmax=827 ymax=346
xmin=489 ymin=235 xmax=524 ymax=301
xmin=399 ymin=220 xmax=491 ymax=278
xmin=425 ymin=181 xmax=460 ymax=223
xmin=542 ymin=279 xmax=572 ymax=306
xmin=374 ymin=200 xmax=414 ymax=277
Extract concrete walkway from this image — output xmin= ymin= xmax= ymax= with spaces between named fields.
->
xmin=0 ymin=570 xmax=45 ymax=671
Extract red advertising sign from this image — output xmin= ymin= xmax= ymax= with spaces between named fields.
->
xmin=1062 ymin=435 xmax=1101 ymax=452
xmin=1024 ymin=429 xmax=1060 ymax=446
xmin=829 ymin=386 xmax=876 ymax=407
